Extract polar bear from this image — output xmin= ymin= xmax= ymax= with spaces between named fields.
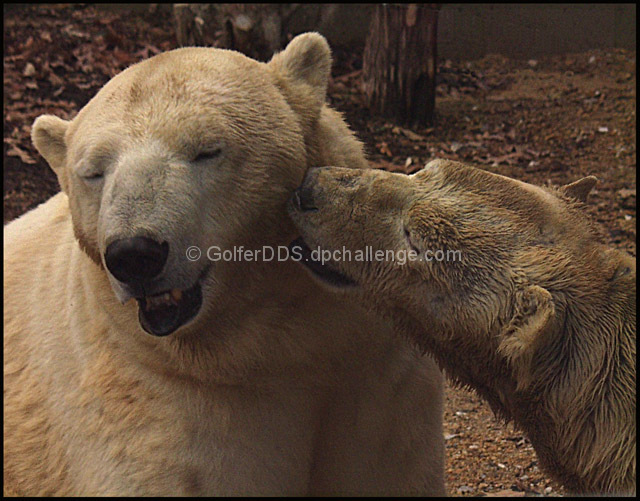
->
xmin=3 ymin=34 xmax=445 ymax=496
xmin=288 ymin=160 xmax=636 ymax=495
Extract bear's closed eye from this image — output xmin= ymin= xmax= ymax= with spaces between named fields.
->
xmin=193 ymin=148 xmax=222 ymax=163
xmin=81 ymin=170 xmax=104 ymax=182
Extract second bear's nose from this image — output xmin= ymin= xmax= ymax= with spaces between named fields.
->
xmin=292 ymin=169 xmax=320 ymax=212
xmin=292 ymin=184 xmax=317 ymax=212
xmin=105 ymin=237 xmax=169 ymax=284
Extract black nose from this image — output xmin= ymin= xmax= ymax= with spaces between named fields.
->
xmin=292 ymin=178 xmax=318 ymax=212
xmin=105 ymin=237 xmax=169 ymax=284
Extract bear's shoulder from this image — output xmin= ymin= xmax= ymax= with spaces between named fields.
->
xmin=4 ymin=193 xmax=74 ymax=275
xmin=5 ymin=193 xmax=71 ymax=245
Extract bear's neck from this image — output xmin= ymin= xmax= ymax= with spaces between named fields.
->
xmin=514 ymin=302 xmax=635 ymax=495
xmin=395 ymin=301 xmax=633 ymax=495
xmin=484 ymin=304 xmax=633 ymax=495
xmin=390 ymin=304 xmax=520 ymax=419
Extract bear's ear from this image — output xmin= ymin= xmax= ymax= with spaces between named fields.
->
xmin=32 ymin=114 xmax=70 ymax=191
xmin=560 ymin=176 xmax=597 ymax=202
xmin=497 ymin=284 xmax=555 ymax=390
xmin=268 ymin=32 xmax=331 ymax=126
xmin=412 ymin=159 xmax=449 ymax=180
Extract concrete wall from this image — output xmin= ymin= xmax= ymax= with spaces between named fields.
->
xmin=438 ymin=3 xmax=636 ymax=60
xmin=320 ymin=3 xmax=636 ymax=59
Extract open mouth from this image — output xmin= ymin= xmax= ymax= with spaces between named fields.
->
xmin=136 ymin=279 xmax=203 ymax=337
xmin=289 ymin=237 xmax=356 ymax=288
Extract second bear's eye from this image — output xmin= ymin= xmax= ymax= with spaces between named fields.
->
xmin=193 ymin=148 xmax=222 ymax=163
xmin=80 ymin=170 xmax=104 ymax=183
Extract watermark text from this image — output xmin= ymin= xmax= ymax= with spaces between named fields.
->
xmin=186 ymin=245 xmax=461 ymax=265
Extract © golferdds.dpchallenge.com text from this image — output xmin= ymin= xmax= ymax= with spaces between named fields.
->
xmin=186 ymin=245 xmax=462 ymax=266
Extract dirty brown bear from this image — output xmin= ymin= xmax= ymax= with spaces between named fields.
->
xmin=288 ymin=159 xmax=636 ymax=495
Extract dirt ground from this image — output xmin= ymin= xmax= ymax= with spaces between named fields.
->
xmin=3 ymin=5 xmax=636 ymax=497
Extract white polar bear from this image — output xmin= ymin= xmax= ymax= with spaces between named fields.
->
xmin=3 ymin=34 xmax=445 ymax=496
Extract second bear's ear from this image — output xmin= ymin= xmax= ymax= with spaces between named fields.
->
xmin=560 ymin=176 xmax=597 ymax=202
xmin=32 ymin=114 xmax=70 ymax=192
xmin=497 ymin=284 xmax=555 ymax=389
xmin=268 ymin=32 xmax=331 ymax=127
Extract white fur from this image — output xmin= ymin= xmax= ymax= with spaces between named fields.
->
xmin=4 ymin=34 xmax=445 ymax=496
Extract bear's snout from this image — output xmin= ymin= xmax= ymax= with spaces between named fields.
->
xmin=105 ymin=237 xmax=169 ymax=285
xmin=293 ymin=167 xmax=367 ymax=214
xmin=292 ymin=166 xmax=342 ymax=213
xmin=292 ymin=167 xmax=325 ymax=212
xmin=292 ymin=183 xmax=318 ymax=213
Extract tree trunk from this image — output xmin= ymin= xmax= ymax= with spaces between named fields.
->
xmin=362 ymin=4 xmax=439 ymax=128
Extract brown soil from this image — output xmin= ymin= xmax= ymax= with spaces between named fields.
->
xmin=4 ymin=5 xmax=635 ymax=497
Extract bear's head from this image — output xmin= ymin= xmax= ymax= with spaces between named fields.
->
xmin=288 ymin=160 xmax=634 ymax=396
xmin=31 ymin=33 xmax=335 ymax=337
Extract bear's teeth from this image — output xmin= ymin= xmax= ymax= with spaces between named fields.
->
xmin=145 ymin=292 xmax=177 ymax=310
xmin=171 ymin=289 xmax=182 ymax=302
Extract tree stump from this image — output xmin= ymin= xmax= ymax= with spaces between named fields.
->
xmin=362 ymin=4 xmax=439 ymax=128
